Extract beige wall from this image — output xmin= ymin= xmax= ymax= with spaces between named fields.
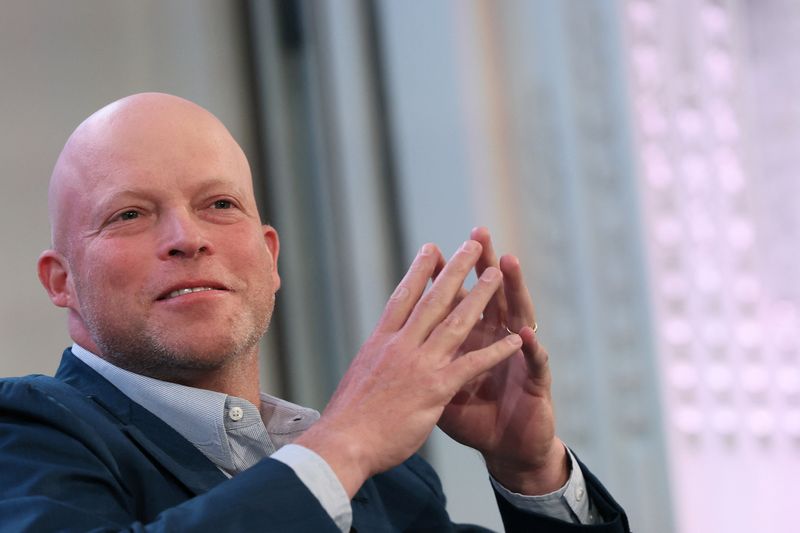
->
xmin=0 ymin=0 xmax=255 ymax=377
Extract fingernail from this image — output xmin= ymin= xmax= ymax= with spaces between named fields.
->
xmin=390 ymin=286 xmax=409 ymax=301
xmin=481 ymin=267 xmax=501 ymax=281
xmin=507 ymin=334 xmax=522 ymax=346
xmin=461 ymin=240 xmax=478 ymax=252
xmin=419 ymin=243 xmax=434 ymax=255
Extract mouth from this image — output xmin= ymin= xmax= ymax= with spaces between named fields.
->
xmin=157 ymin=283 xmax=229 ymax=301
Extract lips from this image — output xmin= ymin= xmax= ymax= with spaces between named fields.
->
xmin=156 ymin=282 xmax=229 ymax=301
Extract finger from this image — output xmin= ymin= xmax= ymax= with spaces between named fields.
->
xmin=403 ymin=240 xmax=483 ymax=342
xmin=430 ymin=250 xmax=447 ymax=281
xmin=470 ymin=227 xmax=508 ymax=325
xmin=499 ymin=254 xmax=537 ymax=332
xmin=446 ymin=333 xmax=522 ymax=388
xmin=519 ymin=326 xmax=551 ymax=388
xmin=430 ymin=251 xmax=461 ymax=315
xmin=376 ymin=243 xmax=445 ymax=332
xmin=436 ymin=286 xmax=469 ymax=324
xmin=425 ymin=266 xmax=503 ymax=354
xmin=431 ymin=244 xmax=470 ymax=319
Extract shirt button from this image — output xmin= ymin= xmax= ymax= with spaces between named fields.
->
xmin=229 ymin=406 xmax=244 ymax=421
xmin=576 ymin=487 xmax=584 ymax=501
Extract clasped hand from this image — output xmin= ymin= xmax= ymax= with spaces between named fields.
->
xmin=296 ymin=228 xmax=567 ymax=498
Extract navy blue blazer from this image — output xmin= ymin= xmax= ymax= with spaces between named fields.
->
xmin=0 ymin=350 xmax=629 ymax=532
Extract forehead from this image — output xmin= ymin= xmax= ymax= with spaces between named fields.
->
xmin=93 ymin=105 xmax=241 ymax=167
xmin=50 ymin=98 xmax=256 ymax=246
xmin=74 ymin=98 xmax=252 ymax=190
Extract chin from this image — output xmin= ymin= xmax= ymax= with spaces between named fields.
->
xmin=93 ymin=330 xmax=255 ymax=379
xmin=161 ymin=337 xmax=249 ymax=367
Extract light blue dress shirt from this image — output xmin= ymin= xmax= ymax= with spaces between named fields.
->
xmin=72 ymin=344 xmax=598 ymax=530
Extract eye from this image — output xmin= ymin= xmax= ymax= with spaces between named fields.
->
xmin=213 ymin=199 xmax=233 ymax=209
xmin=118 ymin=210 xmax=139 ymax=221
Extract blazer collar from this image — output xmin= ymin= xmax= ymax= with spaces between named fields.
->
xmin=54 ymin=348 xmax=228 ymax=495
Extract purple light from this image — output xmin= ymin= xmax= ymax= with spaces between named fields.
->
xmin=688 ymin=214 xmax=716 ymax=244
xmin=632 ymin=45 xmax=661 ymax=85
xmin=677 ymin=109 xmax=704 ymax=140
xmin=784 ymin=411 xmax=800 ymax=438
xmin=701 ymin=4 xmax=729 ymax=35
xmin=665 ymin=318 xmax=693 ymax=346
xmin=733 ymin=276 xmax=761 ymax=303
xmin=655 ymin=218 xmax=682 ymax=245
xmin=727 ymin=219 xmax=755 ymax=249
xmin=706 ymin=49 xmax=734 ymax=86
xmin=628 ymin=0 xmax=656 ymax=29
xmin=741 ymin=363 xmax=770 ymax=394
xmin=701 ymin=321 xmax=726 ymax=348
xmin=747 ymin=409 xmax=775 ymax=438
xmin=707 ymin=363 xmax=733 ymax=394
xmin=711 ymin=408 xmax=737 ymax=435
xmin=670 ymin=362 xmax=699 ymax=390
xmin=674 ymin=407 xmax=704 ymax=435
xmin=709 ymin=99 xmax=739 ymax=141
xmin=776 ymin=366 xmax=799 ymax=396
xmin=735 ymin=321 xmax=762 ymax=350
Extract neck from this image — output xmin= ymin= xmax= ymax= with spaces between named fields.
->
xmin=165 ymin=348 xmax=263 ymax=407
xmin=73 ymin=332 xmax=264 ymax=408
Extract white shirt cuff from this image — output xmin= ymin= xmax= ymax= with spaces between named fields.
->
xmin=271 ymin=444 xmax=352 ymax=531
xmin=489 ymin=447 xmax=600 ymax=524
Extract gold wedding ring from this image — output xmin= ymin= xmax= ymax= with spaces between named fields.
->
xmin=504 ymin=322 xmax=539 ymax=335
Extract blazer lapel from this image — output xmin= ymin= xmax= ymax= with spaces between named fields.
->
xmin=54 ymin=349 xmax=227 ymax=496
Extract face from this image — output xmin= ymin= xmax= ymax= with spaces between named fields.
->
xmin=40 ymin=95 xmax=280 ymax=381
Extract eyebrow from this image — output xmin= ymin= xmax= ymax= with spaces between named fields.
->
xmin=191 ymin=178 xmax=248 ymax=197
xmin=93 ymin=187 xmax=157 ymax=210
xmin=92 ymin=178 xmax=250 ymax=214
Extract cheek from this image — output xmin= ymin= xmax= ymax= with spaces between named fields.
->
xmin=230 ymin=230 xmax=275 ymax=265
xmin=238 ymin=235 xmax=278 ymax=289
xmin=78 ymin=246 xmax=149 ymax=301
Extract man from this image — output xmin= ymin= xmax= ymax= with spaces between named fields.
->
xmin=0 ymin=93 xmax=629 ymax=531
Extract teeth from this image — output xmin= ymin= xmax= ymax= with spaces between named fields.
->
xmin=166 ymin=287 xmax=214 ymax=300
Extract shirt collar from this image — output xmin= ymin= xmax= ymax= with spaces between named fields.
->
xmin=70 ymin=344 xmax=319 ymax=468
xmin=71 ymin=343 xmax=232 ymax=466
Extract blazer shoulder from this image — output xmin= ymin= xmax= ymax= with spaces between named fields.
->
xmin=0 ymin=373 xmax=89 ymax=411
xmin=0 ymin=373 xmax=121 ymax=449
xmin=1 ymin=371 xmax=102 ymax=405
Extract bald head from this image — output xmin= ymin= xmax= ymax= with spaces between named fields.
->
xmin=48 ymin=92 xmax=254 ymax=257
xmin=38 ymin=93 xmax=280 ymax=391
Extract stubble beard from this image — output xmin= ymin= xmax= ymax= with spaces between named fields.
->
xmin=79 ymin=285 xmax=275 ymax=383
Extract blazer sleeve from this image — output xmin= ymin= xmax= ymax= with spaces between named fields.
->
xmin=493 ymin=458 xmax=631 ymax=533
xmin=399 ymin=450 xmax=630 ymax=533
xmin=0 ymin=378 xmax=339 ymax=533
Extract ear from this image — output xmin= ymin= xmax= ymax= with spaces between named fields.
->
xmin=37 ymin=249 xmax=75 ymax=309
xmin=263 ymin=224 xmax=281 ymax=290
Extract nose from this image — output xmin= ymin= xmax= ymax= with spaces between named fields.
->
xmin=157 ymin=209 xmax=213 ymax=260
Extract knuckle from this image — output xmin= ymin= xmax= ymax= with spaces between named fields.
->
xmin=536 ymin=346 xmax=550 ymax=365
xmin=383 ymin=336 xmax=405 ymax=356
xmin=408 ymin=261 xmax=428 ymax=273
xmin=409 ymin=251 xmax=436 ymax=273
xmin=450 ymin=258 xmax=473 ymax=276
xmin=441 ymin=312 xmax=467 ymax=334
xmin=427 ymin=374 xmax=452 ymax=398
xmin=419 ymin=291 xmax=446 ymax=313
xmin=454 ymin=353 xmax=481 ymax=379
xmin=390 ymin=285 xmax=410 ymax=302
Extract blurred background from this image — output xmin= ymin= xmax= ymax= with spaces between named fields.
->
xmin=1 ymin=1 xmax=798 ymax=531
